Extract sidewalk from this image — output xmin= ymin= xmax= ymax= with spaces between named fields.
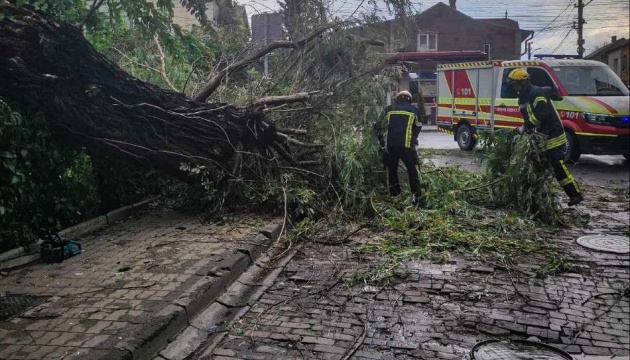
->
xmin=0 ymin=209 xmax=281 ymax=360
xmin=204 ymin=185 xmax=629 ymax=359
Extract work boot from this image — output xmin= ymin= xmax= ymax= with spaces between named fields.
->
xmin=568 ymin=193 xmax=584 ymax=206
xmin=412 ymin=194 xmax=426 ymax=207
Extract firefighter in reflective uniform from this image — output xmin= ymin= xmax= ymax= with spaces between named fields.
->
xmin=507 ymin=68 xmax=584 ymax=206
xmin=376 ymin=91 xmax=423 ymax=203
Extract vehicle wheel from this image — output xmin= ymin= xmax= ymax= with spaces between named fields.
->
xmin=456 ymin=124 xmax=476 ymax=151
xmin=564 ymin=130 xmax=581 ymax=164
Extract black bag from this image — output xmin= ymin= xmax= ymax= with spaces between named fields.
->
xmin=40 ymin=233 xmax=82 ymax=263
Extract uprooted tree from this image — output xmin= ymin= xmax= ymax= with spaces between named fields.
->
xmin=0 ymin=1 xmax=577 ymax=279
xmin=1 ymin=0 xmax=420 ymax=251
xmin=0 ymin=1 xmax=351 ymax=184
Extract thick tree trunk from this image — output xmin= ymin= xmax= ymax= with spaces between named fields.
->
xmin=0 ymin=1 xmax=273 ymax=183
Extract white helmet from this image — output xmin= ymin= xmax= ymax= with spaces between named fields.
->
xmin=396 ymin=90 xmax=412 ymax=102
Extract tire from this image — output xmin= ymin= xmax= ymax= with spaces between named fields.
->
xmin=456 ymin=123 xmax=476 ymax=151
xmin=564 ymin=130 xmax=581 ymax=164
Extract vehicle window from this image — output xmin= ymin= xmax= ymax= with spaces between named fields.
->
xmin=527 ymin=67 xmax=555 ymax=88
xmin=552 ymin=66 xmax=630 ymax=96
xmin=500 ymin=68 xmax=518 ymax=98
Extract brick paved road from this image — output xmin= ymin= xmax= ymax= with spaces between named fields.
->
xmin=0 ymin=209 xmax=280 ymax=360
xmin=204 ymin=184 xmax=629 ymax=360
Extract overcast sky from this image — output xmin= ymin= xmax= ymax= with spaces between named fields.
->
xmin=236 ymin=0 xmax=630 ymax=59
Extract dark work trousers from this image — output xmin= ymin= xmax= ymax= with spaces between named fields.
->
xmin=547 ymin=144 xmax=581 ymax=198
xmin=386 ymin=146 xmax=421 ymax=197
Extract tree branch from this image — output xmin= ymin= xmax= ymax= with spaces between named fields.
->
xmin=79 ymin=0 xmax=105 ymax=29
xmin=112 ymin=47 xmax=161 ymax=73
xmin=154 ymin=35 xmax=178 ymax=92
xmin=192 ymin=22 xmax=341 ymax=102
xmin=277 ymin=128 xmax=308 ymax=135
xmin=276 ymin=133 xmax=324 ymax=148
xmin=253 ymin=91 xmax=321 ymax=107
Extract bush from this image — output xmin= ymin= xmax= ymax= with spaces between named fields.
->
xmin=0 ymin=99 xmax=100 ymax=252
xmin=0 ymin=99 xmax=164 ymax=253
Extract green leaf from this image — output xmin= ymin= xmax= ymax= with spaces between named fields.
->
xmin=11 ymin=175 xmax=20 ymax=185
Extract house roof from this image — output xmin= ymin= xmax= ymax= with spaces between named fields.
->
xmin=391 ymin=50 xmax=488 ymax=62
xmin=399 ymin=2 xmax=533 ymax=43
xmin=478 ymin=18 xmax=518 ymax=29
xmin=586 ymin=38 xmax=630 ymax=59
xmin=477 ymin=18 xmax=533 ymax=41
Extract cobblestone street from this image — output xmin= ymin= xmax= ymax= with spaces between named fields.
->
xmin=205 ymin=183 xmax=629 ymax=360
xmin=0 ymin=210 xmax=281 ymax=359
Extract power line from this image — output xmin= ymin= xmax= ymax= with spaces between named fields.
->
xmin=552 ymin=28 xmax=575 ymax=52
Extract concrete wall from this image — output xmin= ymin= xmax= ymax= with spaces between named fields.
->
xmin=158 ymin=1 xmax=218 ymax=29
xmin=91 ymin=1 xmax=217 ymax=29
xmin=605 ymin=47 xmax=630 ymax=86
xmin=587 ymin=43 xmax=630 ymax=87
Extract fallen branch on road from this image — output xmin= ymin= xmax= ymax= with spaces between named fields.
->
xmin=340 ymin=317 xmax=367 ymax=360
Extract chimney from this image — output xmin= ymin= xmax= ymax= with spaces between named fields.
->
xmin=612 ymin=36 xmax=617 ymax=42
xmin=449 ymin=0 xmax=456 ymax=10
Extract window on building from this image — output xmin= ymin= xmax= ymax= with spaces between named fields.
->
xmin=622 ymin=55 xmax=628 ymax=72
xmin=417 ymin=33 xmax=438 ymax=52
xmin=613 ymin=58 xmax=619 ymax=73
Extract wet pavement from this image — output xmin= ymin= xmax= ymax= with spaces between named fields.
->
xmin=0 ymin=210 xmax=281 ymax=360
xmin=193 ymin=135 xmax=629 ymax=359
xmin=1 ymin=130 xmax=627 ymax=360
xmin=199 ymin=187 xmax=629 ymax=359
xmin=418 ymin=131 xmax=629 ymax=187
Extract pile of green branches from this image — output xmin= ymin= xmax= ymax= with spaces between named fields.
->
xmin=476 ymin=129 xmax=564 ymax=225
xmin=282 ymin=127 xmax=578 ymax=285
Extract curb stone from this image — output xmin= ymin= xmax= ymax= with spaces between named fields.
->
xmin=112 ymin=222 xmax=282 ymax=360
xmin=0 ymin=199 xmax=153 ymax=271
xmin=156 ymin=225 xmax=293 ymax=360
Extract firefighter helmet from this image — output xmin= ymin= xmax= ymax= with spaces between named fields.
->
xmin=396 ymin=90 xmax=412 ymax=102
xmin=507 ymin=68 xmax=529 ymax=83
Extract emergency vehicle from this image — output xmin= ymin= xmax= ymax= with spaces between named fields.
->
xmin=436 ymin=59 xmax=630 ymax=162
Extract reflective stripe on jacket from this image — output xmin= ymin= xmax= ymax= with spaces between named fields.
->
xmin=384 ymin=102 xmax=421 ymax=148
xmin=518 ymin=85 xmax=566 ymax=150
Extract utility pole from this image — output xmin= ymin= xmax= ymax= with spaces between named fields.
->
xmin=521 ymin=41 xmax=532 ymax=60
xmin=575 ymin=0 xmax=586 ymax=58
xmin=263 ymin=14 xmax=269 ymax=77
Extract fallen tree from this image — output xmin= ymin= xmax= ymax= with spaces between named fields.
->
xmin=0 ymin=1 xmax=326 ymax=183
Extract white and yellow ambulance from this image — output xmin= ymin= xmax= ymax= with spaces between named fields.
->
xmin=436 ymin=59 xmax=630 ymax=162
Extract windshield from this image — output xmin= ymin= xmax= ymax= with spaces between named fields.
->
xmin=552 ymin=65 xmax=630 ymax=96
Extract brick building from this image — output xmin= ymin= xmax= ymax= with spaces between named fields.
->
xmin=356 ymin=0 xmax=532 ymax=123
xmin=586 ymin=36 xmax=630 ymax=88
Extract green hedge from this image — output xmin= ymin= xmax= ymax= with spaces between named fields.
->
xmin=0 ymin=99 xmax=161 ymax=253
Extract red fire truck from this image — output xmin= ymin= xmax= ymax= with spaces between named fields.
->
xmin=436 ymin=59 xmax=630 ymax=162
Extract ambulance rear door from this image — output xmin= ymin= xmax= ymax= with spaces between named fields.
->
xmin=450 ymin=64 xmax=495 ymax=130
xmin=436 ymin=67 xmax=454 ymax=129
xmin=475 ymin=65 xmax=498 ymax=129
